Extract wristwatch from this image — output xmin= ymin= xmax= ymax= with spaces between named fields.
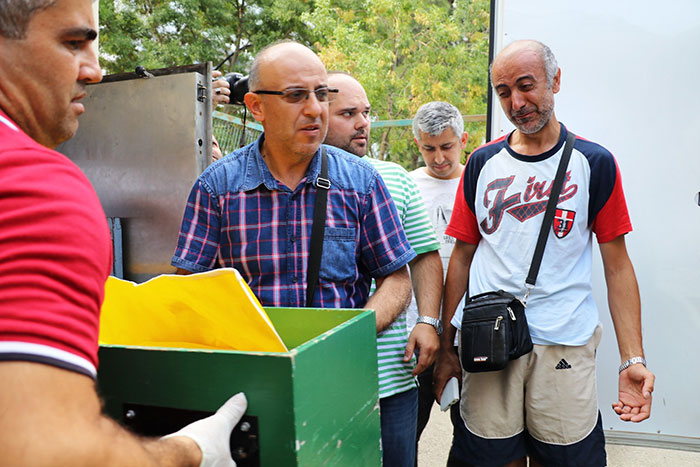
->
xmin=416 ymin=316 xmax=442 ymax=335
xmin=618 ymin=356 xmax=647 ymax=374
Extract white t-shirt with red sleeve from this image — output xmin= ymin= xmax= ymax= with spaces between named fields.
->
xmin=447 ymin=124 xmax=632 ymax=346
xmin=0 ymin=111 xmax=112 ymax=378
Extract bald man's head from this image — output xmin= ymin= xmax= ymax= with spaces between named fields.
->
xmin=325 ymin=72 xmax=372 ymax=156
xmin=248 ymin=41 xmax=324 ymax=91
xmin=490 ymin=40 xmax=560 ymax=135
xmin=243 ymin=41 xmax=330 ymax=160
xmin=491 ymin=40 xmax=558 ymax=89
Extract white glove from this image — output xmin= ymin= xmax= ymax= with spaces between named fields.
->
xmin=163 ymin=393 xmax=248 ymax=467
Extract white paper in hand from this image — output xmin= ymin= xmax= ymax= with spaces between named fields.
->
xmin=439 ymin=377 xmax=459 ymax=412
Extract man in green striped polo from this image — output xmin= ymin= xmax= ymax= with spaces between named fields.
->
xmin=325 ymin=72 xmax=443 ymax=467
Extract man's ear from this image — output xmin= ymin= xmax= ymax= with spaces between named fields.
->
xmin=460 ymin=132 xmax=469 ymax=149
xmin=552 ymin=68 xmax=561 ymax=94
xmin=244 ymin=93 xmax=264 ymax=122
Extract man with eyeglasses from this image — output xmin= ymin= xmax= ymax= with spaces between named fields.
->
xmin=172 ymin=40 xmax=415 ymax=390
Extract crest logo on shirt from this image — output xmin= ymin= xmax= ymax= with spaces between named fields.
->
xmin=553 ymin=209 xmax=575 ymax=238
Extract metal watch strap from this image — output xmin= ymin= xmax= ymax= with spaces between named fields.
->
xmin=618 ymin=356 xmax=647 ymax=374
xmin=416 ymin=315 xmax=442 ymax=335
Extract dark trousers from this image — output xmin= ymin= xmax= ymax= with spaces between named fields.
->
xmin=415 ymin=347 xmax=472 ymax=466
xmin=381 ymin=387 xmax=419 ymax=467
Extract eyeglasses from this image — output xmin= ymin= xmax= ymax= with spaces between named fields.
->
xmin=252 ymin=87 xmax=339 ymax=103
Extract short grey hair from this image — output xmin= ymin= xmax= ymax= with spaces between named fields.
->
xmin=540 ymin=42 xmax=558 ymax=87
xmin=248 ymin=39 xmax=298 ymax=91
xmin=489 ymin=40 xmax=559 ymax=89
xmin=412 ymin=101 xmax=464 ymax=140
xmin=0 ymin=0 xmax=55 ymax=39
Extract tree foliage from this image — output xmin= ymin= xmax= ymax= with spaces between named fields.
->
xmin=307 ymin=0 xmax=490 ymax=167
xmin=98 ymin=0 xmax=490 ymax=169
xmin=99 ymin=0 xmax=316 ymax=75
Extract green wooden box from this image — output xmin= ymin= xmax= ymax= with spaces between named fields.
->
xmin=97 ymin=307 xmax=381 ymax=466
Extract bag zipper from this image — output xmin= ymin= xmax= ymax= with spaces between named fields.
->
xmin=494 ymin=315 xmax=503 ymax=330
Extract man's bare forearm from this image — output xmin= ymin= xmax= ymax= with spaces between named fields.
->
xmin=367 ymin=266 xmax=412 ymax=332
xmin=599 ymin=236 xmax=644 ymax=361
xmin=409 ymin=250 xmax=442 ymax=320
xmin=441 ymin=241 xmax=477 ymax=347
xmin=0 ymin=362 xmax=202 ymax=467
xmin=432 ymin=241 xmax=477 ymax=399
xmin=405 ymin=251 xmax=443 ymax=374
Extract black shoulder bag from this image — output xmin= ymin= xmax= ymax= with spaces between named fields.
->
xmin=305 ymin=147 xmax=330 ymax=307
xmin=460 ymin=132 xmax=575 ymax=373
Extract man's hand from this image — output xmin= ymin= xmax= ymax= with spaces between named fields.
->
xmin=433 ymin=346 xmax=462 ymax=402
xmin=404 ymin=323 xmax=439 ymax=376
xmin=612 ymin=365 xmax=654 ymax=422
xmin=163 ymin=393 xmax=248 ymax=467
xmin=212 ymin=70 xmax=231 ymax=107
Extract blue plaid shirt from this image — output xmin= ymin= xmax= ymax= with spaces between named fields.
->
xmin=172 ymin=137 xmax=416 ymax=309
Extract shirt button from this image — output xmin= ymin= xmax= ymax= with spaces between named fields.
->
xmin=291 ymin=277 xmax=298 ymax=283
xmin=290 ymin=236 xmax=296 ymax=243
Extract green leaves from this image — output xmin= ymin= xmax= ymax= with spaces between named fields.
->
xmin=99 ymin=0 xmax=316 ymax=75
xmin=309 ymin=0 xmax=489 ymax=167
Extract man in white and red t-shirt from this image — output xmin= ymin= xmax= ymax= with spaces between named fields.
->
xmin=434 ymin=40 xmax=655 ymax=466
xmin=0 ymin=1 xmax=245 ymax=465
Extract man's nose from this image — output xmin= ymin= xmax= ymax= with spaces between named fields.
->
xmin=80 ymin=44 xmax=103 ymax=84
xmin=355 ymin=113 xmax=370 ymax=131
xmin=302 ymin=92 xmax=324 ymax=117
xmin=511 ymin=90 xmax=526 ymax=110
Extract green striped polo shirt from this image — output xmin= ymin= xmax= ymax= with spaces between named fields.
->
xmin=366 ymin=157 xmax=440 ymax=399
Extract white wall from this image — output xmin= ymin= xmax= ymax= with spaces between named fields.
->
xmin=492 ymin=0 xmax=700 ymax=446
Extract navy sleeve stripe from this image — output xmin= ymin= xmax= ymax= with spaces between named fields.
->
xmin=0 ymin=352 xmax=96 ymax=379
xmin=573 ymin=138 xmax=618 ymax=225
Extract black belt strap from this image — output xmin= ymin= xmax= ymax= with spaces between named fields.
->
xmin=306 ymin=147 xmax=330 ymax=307
xmin=525 ymin=131 xmax=575 ymax=288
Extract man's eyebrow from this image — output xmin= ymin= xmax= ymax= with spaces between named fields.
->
xmin=495 ymin=74 xmax=536 ymax=90
xmin=338 ymin=104 xmax=371 ymax=113
xmin=281 ymin=84 xmax=327 ymax=90
xmin=515 ymin=74 xmax=535 ymax=83
xmin=61 ymin=27 xmax=98 ymax=41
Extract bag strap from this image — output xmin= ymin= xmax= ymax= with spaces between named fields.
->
xmin=306 ymin=147 xmax=330 ymax=307
xmin=524 ymin=131 xmax=575 ymax=300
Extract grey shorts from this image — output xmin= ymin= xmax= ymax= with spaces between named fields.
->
xmin=459 ymin=325 xmax=602 ymax=445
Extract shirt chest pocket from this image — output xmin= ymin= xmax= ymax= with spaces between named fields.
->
xmin=319 ymin=226 xmax=357 ymax=283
